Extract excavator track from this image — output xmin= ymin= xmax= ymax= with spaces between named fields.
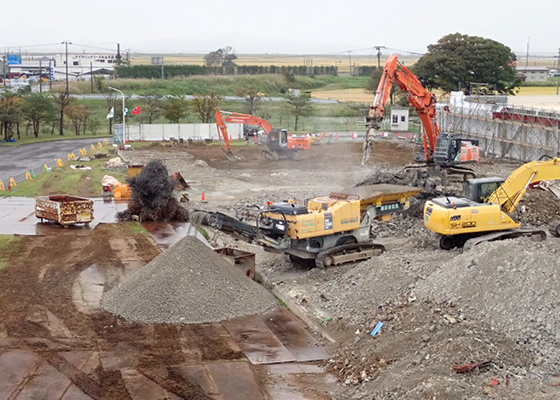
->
xmin=462 ymin=229 xmax=546 ymax=251
xmin=315 ymin=242 xmax=385 ymax=268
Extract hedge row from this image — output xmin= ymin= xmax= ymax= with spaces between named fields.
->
xmin=115 ymin=65 xmax=340 ymax=79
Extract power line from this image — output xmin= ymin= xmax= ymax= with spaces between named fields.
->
xmin=71 ymin=43 xmax=117 ymax=52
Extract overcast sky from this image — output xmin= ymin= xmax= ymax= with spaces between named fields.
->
xmin=3 ymin=0 xmax=559 ymax=56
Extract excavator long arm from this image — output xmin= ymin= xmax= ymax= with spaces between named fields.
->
xmin=363 ymin=54 xmax=439 ymax=164
xmin=489 ymin=157 xmax=560 ymax=213
xmin=215 ymin=110 xmax=274 ymax=160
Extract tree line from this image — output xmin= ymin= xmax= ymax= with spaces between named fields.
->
xmin=0 ymin=90 xmax=99 ymax=141
xmin=115 ymin=65 xmax=339 ymax=79
xmin=0 ymin=86 xmax=316 ymax=142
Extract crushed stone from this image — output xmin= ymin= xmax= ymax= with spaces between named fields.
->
xmin=102 ymin=236 xmax=277 ymax=324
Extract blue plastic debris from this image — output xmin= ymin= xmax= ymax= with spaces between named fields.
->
xmin=371 ymin=321 xmax=384 ymax=337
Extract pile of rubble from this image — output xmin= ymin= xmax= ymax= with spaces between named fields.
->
xmin=102 ymin=236 xmax=276 ymax=324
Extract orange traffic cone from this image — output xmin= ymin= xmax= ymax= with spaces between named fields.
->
xmin=201 ymin=191 xmax=208 ymax=203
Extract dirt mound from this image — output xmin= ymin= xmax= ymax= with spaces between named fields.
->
xmin=516 ymin=189 xmax=560 ymax=226
xmin=414 ymin=238 xmax=560 ymax=364
xmin=102 ymin=236 xmax=276 ymax=324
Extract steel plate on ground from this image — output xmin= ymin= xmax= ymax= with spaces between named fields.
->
xmin=205 ymin=361 xmax=264 ymax=400
xmin=261 ymin=309 xmax=329 ymax=362
xmin=222 ymin=314 xmax=296 ymax=365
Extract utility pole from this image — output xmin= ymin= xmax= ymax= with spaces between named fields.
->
xmin=373 ymin=46 xmax=386 ymax=68
xmin=556 ymin=48 xmax=560 ymax=96
xmin=60 ymin=41 xmax=71 ymax=136
xmin=161 ymin=57 xmax=164 ymax=80
xmin=39 ymin=60 xmax=42 ymax=93
xmin=48 ymin=59 xmax=52 ymax=91
xmin=90 ymin=61 xmax=94 ymax=93
xmin=62 ymin=41 xmax=71 ymax=95
xmin=525 ymin=37 xmax=530 ymax=67
xmin=348 ymin=51 xmax=352 ymax=76
xmin=116 ymin=43 xmax=122 ymax=65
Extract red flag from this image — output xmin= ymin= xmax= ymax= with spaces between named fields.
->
xmin=131 ymin=106 xmax=141 ymax=115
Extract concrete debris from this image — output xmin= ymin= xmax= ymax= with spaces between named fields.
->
xmin=194 ymin=160 xmax=209 ymax=167
xmin=106 ymin=157 xmax=124 ymax=168
xmin=102 ymin=236 xmax=276 ymax=324
xmin=102 ymin=175 xmax=121 ymax=186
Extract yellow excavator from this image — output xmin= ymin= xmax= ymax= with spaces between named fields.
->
xmin=424 ymin=157 xmax=560 ymax=249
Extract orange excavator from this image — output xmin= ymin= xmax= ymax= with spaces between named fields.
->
xmin=362 ymin=54 xmax=479 ymax=179
xmin=215 ymin=110 xmax=311 ymax=161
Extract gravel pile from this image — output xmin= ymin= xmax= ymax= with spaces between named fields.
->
xmin=414 ymin=238 xmax=560 ymax=363
xmin=102 ymin=236 xmax=276 ymax=324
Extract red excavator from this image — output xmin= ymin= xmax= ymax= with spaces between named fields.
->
xmin=363 ymin=54 xmax=479 ymax=179
xmin=215 ymin=110 xmax=311 ymax=161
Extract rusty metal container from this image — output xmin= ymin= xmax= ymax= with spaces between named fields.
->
xmin=35 ymin=195 xmax=94 ymax=226
xmin=215 ymin=247 xmax=256 ymax=280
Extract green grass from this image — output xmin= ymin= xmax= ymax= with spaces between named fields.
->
xmin=0 ymin=236 xmax=22 ymax=271
xmin=0 ymin=155 xmax=127 ymax=198
xmin=59 ymin=75 xmax=371 ymax=98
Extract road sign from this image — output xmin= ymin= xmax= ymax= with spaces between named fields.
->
xmin=7 ymin=54 xmax=22 ymax=65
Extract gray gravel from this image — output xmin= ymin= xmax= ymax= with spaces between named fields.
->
xmin=414 ymin=237 xmax=560 ymax=365
xmin=102 ymin=236 xmax=277 ymax=324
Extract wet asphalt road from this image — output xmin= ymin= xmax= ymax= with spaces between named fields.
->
xmin=0 ymin=138 xmax=105 ymax=183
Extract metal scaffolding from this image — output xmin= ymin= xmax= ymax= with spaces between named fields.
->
xmin=439 ymin=96 xmax=560 ymax=162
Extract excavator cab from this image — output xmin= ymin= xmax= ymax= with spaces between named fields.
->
xmin=268 ymin=129 xmax=289 ymax=151
xmin=464 ymin=177 xmax=505 ymax=204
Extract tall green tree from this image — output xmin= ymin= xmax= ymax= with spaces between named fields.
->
xmin=52 ymin=91 xmax=74 ymax=135
xmin=191 ymin=91 xmax=222 ymax=123
xmin=22 ymin=93 xmax=57 ymax=137
xmin=281 ymin=92 xmax=313 ymax=131
xmin=0 ymin=92 xmax=24 ymax=141
xmin=141 ymin=95 xmax=164 ymax=124
xmin=235 ymin=85 xmax=263 ymax=115
xmin=163 ymin=98 xmax=188 ymax=124
xmin=413 ymin=33 xmax=519 ymax=94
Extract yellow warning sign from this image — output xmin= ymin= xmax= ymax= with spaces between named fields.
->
xmin=26 ymin=171 xmax=33 ymax=180
xmin=97 ymin=141 xmax=102 ymax=148
xmin=9 ymin=178 xmax=17 ymax=187
xmin=0 ymin=181 xmax=4 ymax=191
xmin=57 ymin=158 xmax=64 ymax=167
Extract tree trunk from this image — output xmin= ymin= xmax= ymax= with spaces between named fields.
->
xmin=16 ymin=123 xmax=20 ymax=140
xmin=294 ymin=115 xmax=299 ymax=131
xmin=33 ymin=121 xmax=39 ymax=137
xmin=59 ymin=110 xmax=64 ymax=135
xmin=51 ymin=121 xmax=55 ymax=135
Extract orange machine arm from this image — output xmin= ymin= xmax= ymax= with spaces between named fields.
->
xmin=215 ymin=110 xmax=274 ymax=151
xmin=366 ymin=54 xmax=439 ymax=162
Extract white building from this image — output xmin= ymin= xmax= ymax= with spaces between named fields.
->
xmin=516 ymin=66 xmax=549 ymax=82
xmin=389 ymin=107 xmax=409 ymax=131
xmin=7 ymin=53 xmax=119 ymax=81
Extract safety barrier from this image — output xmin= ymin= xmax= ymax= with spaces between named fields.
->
xmin=0 ymin=139 xmax=111 ymax=191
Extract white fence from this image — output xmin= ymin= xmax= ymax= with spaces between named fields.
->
xmin=114 ymin=123 xmax=244 ymax=142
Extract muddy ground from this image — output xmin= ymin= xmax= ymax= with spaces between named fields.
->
xmin=124 ymin=139 xmax=560 ymax=399
xmin=0 ymin=223 xmax=335 ymax=400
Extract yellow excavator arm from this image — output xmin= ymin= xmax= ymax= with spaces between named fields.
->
xmin=490 ymin=157 xmax=560 ymax=213
xmin=424 ymin=157 xmax=560 ymax=248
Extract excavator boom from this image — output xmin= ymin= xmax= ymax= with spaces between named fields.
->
xmin=215 ymin=110 xmax=310 ymax=161
xmin=424 ymin=157 xmax=560 ymax=249
xmin=365 ymin=55 xmax=438 ymax=164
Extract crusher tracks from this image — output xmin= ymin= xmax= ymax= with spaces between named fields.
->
xmin=403 ymin=163 xmax=476 ymax=181
xmin=462 ymin=228 xmax=547 ymax=251
xmin=315 ymin=242 xmax=386 ymax=268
